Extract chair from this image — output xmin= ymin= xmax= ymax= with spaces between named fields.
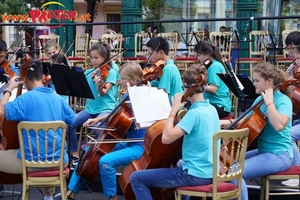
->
xmin=38 ymin=35 xmax=60 ymax=59
xmin=235 ymin=30 xmax=269 ymax=77
xmin=157 ymin=32 xmax=178 ymax=59
xmin=89 ymin=39 xmax=100 ymax=49
xmin=276 ymin=30 xmax=297 ymax=70
xmin=260 ymin=166 xmax=300 ymax=200
xmin=176 ymin=128 xmax=249 ymax=200
xmin=18 ymin=121 xmax=69 ymax=200
xmin=69 ymin=33 xmax=89 ymax=70
xmin=210 ymin=31 xmax=233 ymax=63
xmin=101 ymin=33 xmax=123 ymax=64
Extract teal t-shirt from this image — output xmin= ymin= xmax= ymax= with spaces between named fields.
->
xmin=84 ymin=67 xmax=117 ymax=114
xmin=111 ymin=61 xmax=120 ymax=80
xmin=151 ymin=59 xmax=184 ymax=104
xmin=176 ymin=99 xmax=220 ymax=178
xmin=204 ymin=59 xmax=231 ymax=112
xmin=247 ymin=90 xmax=293 ymax=158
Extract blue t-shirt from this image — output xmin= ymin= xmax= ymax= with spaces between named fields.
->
xmin=204 ymin=59 xmax=232 ymax=112
xmin=176 ymin=99 xmax=220 ymax=178
xmin=84 ymin=67 xmax=117 ymax=114
xmin=4 ymin=87 xmax=75 ymax=164
xmin=111 ymin=61 xmax=120 ymax=80
xmin=151 ymin=59 xmax=184 ymax=104
xmin=247 ymin=90 xmax=293 ymax=158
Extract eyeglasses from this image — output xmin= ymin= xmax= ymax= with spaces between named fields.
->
xmin=284 ymin=46 xmax=299 ymax=52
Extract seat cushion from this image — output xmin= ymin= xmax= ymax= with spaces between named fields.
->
xmin=272 ymin=166 xmax=300 ymax=175
xmin=177 ymin=182 xmax=237 ymax=193
xmin=276 ymin=57 xmax=294 ymax=61
xmin=235 ymin=58 xmax=263 ymax=62
xmin=175 ymin=57 xmax=197 ymax=61
xmin=27 ymin=168 xmax=70 ymax=177
xmin=123 ymin=56 xmax=147 ymax=61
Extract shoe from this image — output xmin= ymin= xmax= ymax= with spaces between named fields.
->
xmin=281 ymin=179 xmax=299 ymax=186
xmin=53 ymin=193 xmax=75 ymax=200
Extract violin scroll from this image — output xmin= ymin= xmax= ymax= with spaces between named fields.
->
xmin=181 ymin=74 xmax=206 ymax=103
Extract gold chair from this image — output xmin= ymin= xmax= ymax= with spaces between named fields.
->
xmin=210 ymin=31 xmax=233 ymax=63
xmin=101 ymin=33 xmax=124 ymax=64
xmin=235 ymin=30 xmax=269 ymax=77
xmin=276 ymin=30 xmax=297 ymax=70
xmin=18 ymin=121 xmax=69 ymax=200
xmin=157 ymin=32 xmax=178 ymax=59
xmin=260 ymin=166 xmax=300 ymax=200
xmin=176 ymin=128 xmax=249 ymax=200
xmin=38 ymin=35 xmax=60 ymax=59
xmin=89 ymin=39 xmax=100 ymax=49
xmin=69 ymin=33 xmax=89 ymax=70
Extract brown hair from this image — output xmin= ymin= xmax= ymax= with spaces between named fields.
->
xmin=182 ymin=64 xmax=207 ymax=93
xmin=253 ymin=62 xmax=290 ymax=97
xmin=194 ymin=40 xmax=224 ymax=66
xmin=119 ymin=62 xmax=144 ymax=85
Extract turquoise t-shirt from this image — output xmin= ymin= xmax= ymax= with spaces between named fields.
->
xmin=247 ymin=90 xmax=293 ymax=158
xmin=84 ymin=67 xmax=117 ymax=114
xmin=151 ymin=59 xmax=184 ymax=104
xmin=111 ymin=61 xmax=120 ymax=80
xmin=176 ymin=99 xmax=220 ymax=178
xmin=204 ymin=59 xmax=231 ymax=112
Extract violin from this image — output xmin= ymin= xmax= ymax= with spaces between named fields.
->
xmin=0 ymin=56 xmax=31 ymax=184
xmin=0 ymin=60 xmax=17 ymax=78
xmin=142 ymin=59 xmax=166 ymax=83
xmin=91 ymin=63 xmax=110 ymax=89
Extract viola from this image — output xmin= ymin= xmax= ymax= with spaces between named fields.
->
xmin=0 ymin=60 xmax=17 ymax=78
xmin=219 ymin=78 xmax=300 ymax=174
xmin=0 ymin=56 xmax=31 ymax=184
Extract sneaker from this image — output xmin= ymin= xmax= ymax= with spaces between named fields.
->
xmin=281 ymin=179 xmax=299 ymax=186
xmin=53 ymin=193 xmax=75 ymax=200
xmin=71 ymin=155 xmax=79 ymax=166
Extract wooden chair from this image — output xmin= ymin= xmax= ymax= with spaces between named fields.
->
xmin=38 ymin=35 xmax=60 ymax=59
xmin=157 ymin=32 xmax=178 ymax=59
xmin=260 ymin=166 xmax=300 ymax=200
xmin=89 ymin=39 xmax=100 ymax=49
xmin=235 ymin=30 xmax=269 ymax=77
xmin=210 ymin=31 xmax=233 ymax=63
xmin=276 ymin=30 xmax=297 ymax=70
xmin=18 ymin=121 xmax=69 ymax=200
xmin=101 ymin=33 xmax=123 ymax=64
xmin=69 ymin=33 xmax=89 ymax=70
xmin=176 ymin=128 xmax=249 ymax=200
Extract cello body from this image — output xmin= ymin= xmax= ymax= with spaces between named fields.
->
xmin=119 ymin=120 xmax=182 ymax=200
xmin=76 ymin=102 xmax=133 ymax=183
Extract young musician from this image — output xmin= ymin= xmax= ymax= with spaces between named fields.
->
xmin=220 ymin=62 xmax=293 ymax=200
xmin=0 ymin=40 xmax=19 ymax=77
xmin=67 ymin=42 xmax=117 ymax=160
xmin=285 ymin=31 xmax=300 ymax=77
xmin=130 ymin=65 xmax=220 ymax=200
xmin=146 ymin=36 xmax=184 ymax=104
xmin=53 ymin=62 xmax=147 ymax=200
xmin=0 ymin=59 xmax=75 ymax=200
xmin=194 ymin=40 xmax=232 ymax=118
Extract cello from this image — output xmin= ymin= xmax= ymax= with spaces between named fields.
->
xmin=76 ymin=60 xmax=166 ymax=183
xmin=118 ymin=74 xmax=206 ymax=200
xmin=0 ymin=57 xmax=31 ymax=184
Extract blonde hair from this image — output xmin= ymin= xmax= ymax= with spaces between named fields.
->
xmin=119 ymin=62 xmax=143 ymax=85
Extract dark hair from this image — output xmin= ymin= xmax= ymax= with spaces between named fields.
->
xmin=50 ymin=53 xmax=68 ymax=66
xmin=148 ymin=24 xmax=157 ymax=29
xmin=194 ymin=40 xmax=224 ymax=65
xmin=146 ymin=36 xmax=169 ymax=55
xmin=26 ymin=59 xmax=43 ymax=81
xmin=253 ymin=62 xmax=290 ymax=97
xmin=286 ymin=31 xmax=300 ymax=46
xmin=172 ymin=31 xmax=181 ymax=41
xmin=89 ymin=42 xmax=111 ymax=66
xmin=0 ymin=39 xmax=7 ymax=52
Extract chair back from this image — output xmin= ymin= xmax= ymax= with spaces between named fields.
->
xmin=282 ymin=29 xmax=298 ymax=58
xmin=248 ymin=30 xmax=269 ymax=60
xmin=74 ymin=33 xmax=89 ymax=58
xmin=38 ymin=35 xmax=60 ymax=58
xmin=214 ymin=128 xmax=249 ymax=198
xmin=157 ymin=32 xmax=178 ymax=59
xmin=210 ymin=31 xmax=233 ymax=62
xmin=18 ymin=121 xmax=67 ymax=177
xmin=185 ymin=31 xmax=207 ymax=57
xmin=134 ymin=31 xmax=150 ymax=57
xmin=101 ymin=33 xmax=123 ymax=63
xmin=89 ymin=39 xmax=100 ymax=49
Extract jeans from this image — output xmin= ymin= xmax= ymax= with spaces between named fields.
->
xmin=67 ymin=109 xmax=105 ymax=153
xmin=290 ymin=123 xmax=300 ymax=166
xmin=236 ymin=149 xmax=292 ymax=200
xmin=130 ymin=159 xmax=212 ymax=200
xmin=68 ymin=143 xmax=144 ymax=198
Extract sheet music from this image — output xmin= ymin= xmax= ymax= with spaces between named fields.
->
xmin=128 ymin=86 xmax=171 ymax=128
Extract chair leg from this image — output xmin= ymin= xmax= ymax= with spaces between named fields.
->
xmin=265 ymin=178 xmax=270 ymax=200
xmin=260 ymin=177 xmax=265 ymax=200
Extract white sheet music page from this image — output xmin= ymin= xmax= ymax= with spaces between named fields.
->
xmin=127 ymin=86 xmax=171 ymax=128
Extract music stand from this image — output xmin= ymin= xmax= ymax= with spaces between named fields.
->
xmin=217 ymin=73 xmax=246 ymax=98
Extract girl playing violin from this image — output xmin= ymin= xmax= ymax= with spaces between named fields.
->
xmin=220 ymin=62 xmax=293 ymax=200
xmin=194 ymin=40 xmax=231 ymax=118
xmin=130 ymin=65 xmax=220 ymax=200
xmin=66 ymin=42 xmax=117 ymax=160
xmin=0 ymin=40 xmax=19 ymax=78
xmin=53 ymin=61 xmax=147 ymax=200
xmin=146 ymin=36 xmax=184 ymax=104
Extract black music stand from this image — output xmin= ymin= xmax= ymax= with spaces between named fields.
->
xmin=217 ymin=73 xmax=246 ymax=98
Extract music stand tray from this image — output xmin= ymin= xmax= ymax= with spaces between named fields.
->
xmin=45 ymin=63 xmax=94 ymax=99
xmin=217 ymin=73 xmax=246 ymax=98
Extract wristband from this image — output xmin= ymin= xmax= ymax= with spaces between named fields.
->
xmin=266 ymin=102 xmax=274 ymax=108
xmin=168 ymin=114 xmax=176 ymax=119
xmin=3 ymin=89 xmax=12 ymax=97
